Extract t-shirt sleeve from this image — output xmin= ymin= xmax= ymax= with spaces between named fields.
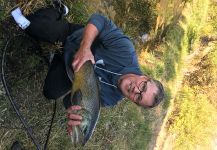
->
xmin=87 ymin=13 xmax=133 ymax=50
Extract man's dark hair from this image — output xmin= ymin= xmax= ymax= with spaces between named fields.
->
xmin=148 ymin=79 xmax=165 ymax=108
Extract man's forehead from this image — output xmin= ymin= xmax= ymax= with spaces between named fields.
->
xmin=139 ymin=75 xmax=150 ymax=80
xmin=147 ymin=81 xmax=158 ymax=94
xmin=141 ymin=81 xmax=157 ymax=104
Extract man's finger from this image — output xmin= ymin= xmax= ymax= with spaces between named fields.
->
xmin=72 ymin=57 xmax=79 ymax=70
xmin=90 ymin=57 xmax=95 ymax=64
xmin=67 ymin=120 xmax=81 ymax=126
xmin=68 ymin=114 xmax=82 ymax=120
xmin=74 ymin=57 xmax=87 ymax=72
xmin=66 ymin=105 xmax=81 ymax=113
xmin=73 ymin=60 xmax=81 ymax=72
xmin=68 ymin=105 xmax=82 ymax=110
xmin=67 ymin=126 xmax=72 ymax=136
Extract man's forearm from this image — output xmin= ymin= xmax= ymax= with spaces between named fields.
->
xmin=80 ymin=23 xmax=99 ymax=50
xmin=72 ymin=23 xmax=98 ymax=71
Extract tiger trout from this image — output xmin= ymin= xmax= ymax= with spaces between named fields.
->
xmin=70 ymin=60 xmax=100 ymax=147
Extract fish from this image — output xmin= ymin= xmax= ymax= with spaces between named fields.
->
xmin=70 ymin=60 xmax=100 ymax=147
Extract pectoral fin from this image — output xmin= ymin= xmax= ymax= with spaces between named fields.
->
xmin=71 ymin=89 xmax=82 ymax=106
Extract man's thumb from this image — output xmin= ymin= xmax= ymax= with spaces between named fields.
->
xmin=90 ymin=57 xmax=95 ymax=64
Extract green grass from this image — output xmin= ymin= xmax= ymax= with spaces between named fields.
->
xmin=169 ymin=85 xmax=217 ymax=150
xmin=112 ymin=0 xmax=158 ymax=37
xmin=64 ymin=0 xmax=88 ymax=24
xmin=164 ymin=0 xmax=217 ymax=149
xmin=162 ymin=23 xmax=185 ymax=81
xmin=139 ymin=0 xmax=217 ymax=149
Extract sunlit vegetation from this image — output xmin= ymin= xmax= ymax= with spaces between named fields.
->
xmin=169 ymin=85 xmax=217 ymax=149
xmin=164 ymin=0 xmax=217 ymax=149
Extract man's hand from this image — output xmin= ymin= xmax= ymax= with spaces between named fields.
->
xmin=66 ymin=105 xmax=82 ymax=135
xmin=72 ymin=47 xmax=95 ymax=72
xmin=71 ymin=23 xmax=99 ymax=72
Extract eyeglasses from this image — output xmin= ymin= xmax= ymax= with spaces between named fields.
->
xmin=133 ymin=79 xmax=150 ymax=104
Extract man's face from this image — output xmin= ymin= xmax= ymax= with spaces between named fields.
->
xmin=118 ymin=74 xmax=158 ymax=107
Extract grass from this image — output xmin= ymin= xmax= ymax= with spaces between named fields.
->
xmin=160 ymin=0 xmax=217 ymax=149
xmin=169 ymin=86 xmax=217 ymax=150
xmin=138 ymin=0 xmax=217 ymax=149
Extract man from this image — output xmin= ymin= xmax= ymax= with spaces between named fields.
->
xmin=11 ymin=2 xmax=165 ymax=135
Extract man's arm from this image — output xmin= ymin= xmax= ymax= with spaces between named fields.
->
xmin=72 ymin=13 xmax=125 ymax=72
xmin=72 ymin=23 xmax=98 ymax=72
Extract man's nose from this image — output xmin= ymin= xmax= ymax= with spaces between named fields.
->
xmin=133 ymin=84 xmax=140 ymax=93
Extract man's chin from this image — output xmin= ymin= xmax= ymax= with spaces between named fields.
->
xmin=118 ymin=84 xmax=127 ymax=97
xmin=118 ymin=78 xmax=131 ymax=96
xmin=122 ymin=92 xmax=128 ymax=98
xmin=121 ymin=88 xmax=130 ymax=98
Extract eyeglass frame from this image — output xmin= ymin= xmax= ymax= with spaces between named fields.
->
xmin=133 ymin=78 xmax=151 ymax=105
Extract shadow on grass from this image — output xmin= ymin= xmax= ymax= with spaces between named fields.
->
xmin=112 ymin=0 xmax=157 ymax=38
xmin=162 ymin=87 xmax=172 ymax=109
xmin=163 ymin=23 xmax=185 ymax=81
